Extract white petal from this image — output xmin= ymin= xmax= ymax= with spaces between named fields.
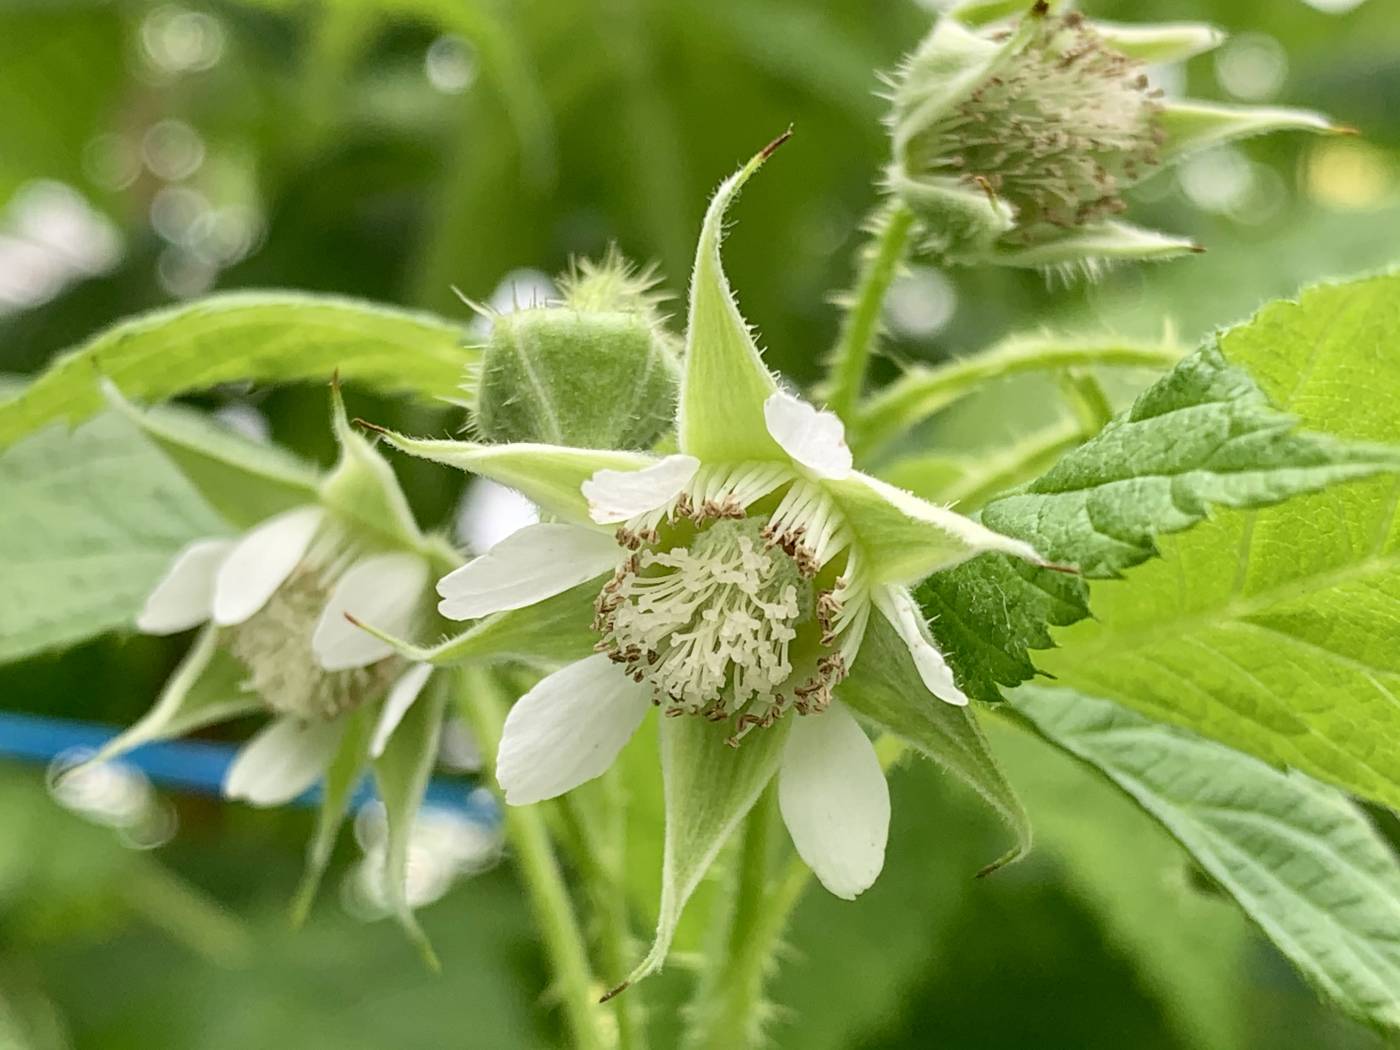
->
xmin=874 ymin=585 xmax=969 ymax=706
xmin=778 ymin=701 xmax=889 ymax=900
xmin=371 ymin=663 xmax=434 ymax=758
xmin=582 ymin=454 xmax=700 ymax=525
xmin=763 ymin=391 xmax=853 ymax=480
xmin=496 ymin=654 xmax=652 ymax=805
xmin=313 ymin=552 xmax=430 ymax=671
xmin=136 ymin=538 xmax=234 ymax=634
xmin=223 ymin=716 xmax=344 ymax=806
xmin=211 ymin=506 xmax=324 ymax=626
xmin=436 ymin=523 xmax=618 ymax=621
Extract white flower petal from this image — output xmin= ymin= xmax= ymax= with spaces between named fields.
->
xmin=496 ymin=654 xmax=652 ymax=805
xmin=211 ymin=506 xmax=324 ymax=626
xmin=763 ymin=391 xmax=853 ymax=480
xmin=436 ymin=523 xmax=618 ymax=621
xmin=582 ymin=454 xmax=700 ymax=525
xmin=223 ymin=716 xmax=344 ymax=806
xmin=136 ymin=537 xmax=234 ymax=634
xmin=371 ymin=663 xmax=434 ymax=759
xmin=778 ymin=701 xmax=890 ymax=900
xmin=313 ymin=552 xmax=430 ymax=671
xmin=874 ymin=585 xmax=968 ymax=706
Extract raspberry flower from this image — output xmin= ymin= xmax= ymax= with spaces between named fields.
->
xmin=82 ymin=386 xmax=459 ymax=950
xmin=888 ymin=1 xmax=1343 ymax=272
xmin=370 ymin=137 xmax=1043 ymax=986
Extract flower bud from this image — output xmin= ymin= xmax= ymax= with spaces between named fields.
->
xmin=472 ymin=253 xmax=680 ymax=449
xmin=887 ymin=2 xmax=1340 ymax=273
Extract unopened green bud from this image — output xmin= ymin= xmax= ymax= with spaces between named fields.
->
xmin=888 ymin=2 xmax=1340 ymax=274
xmin=473 ymin=253 xmax=680 ymax=449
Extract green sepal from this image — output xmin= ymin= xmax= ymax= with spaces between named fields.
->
xmin=371 ymin=673 xmax=448 ymax=971
xmin=78 ymin=626 xmax=259 ymax=770
xmin=610 ymin=715 xmax=789 ymax=995
xmin=292 ymin=704 xmax=374 ymax=926
xmin=321 ymin=384 xmax=428 ymax=553
xmin=824 ymin=470 xmax=1040 ymax=585
xmin=102 ymin=383 xmax=319 ymax=528
xmin=350 ymin=578 xmax=603 ymax=670
xmin=376 ymin=429 xmax=651 ymax=524
xmin=1091 ymin=20 xmax=1224 ymax=64
xmin=891 ymin=15 xmax=1029 ymax=160
xmin=676 ymin=138 xmax=786 ymax=464
xmin=978 ymin=220 xmax=1201 ymax=271
xmin=842 ymin=608 xmax=1031 ymax=875
xmin=1158 ymin=101 xmax=1340 ymax=165
xmin=476 ymin=308 xmax=678 ymax=450
xmin=886 ymin=170 xmax=1016 ymax=260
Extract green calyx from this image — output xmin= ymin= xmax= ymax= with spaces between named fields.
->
xmin=471 ymin=251 xmax=681 ymax=449
xmin=475 ymin=308 xmax=679 ymax=449
xmin=887 ymin=4 xmax=1341 ymax=271
xmin=902 ymin=12 xmax=1164 ymax=239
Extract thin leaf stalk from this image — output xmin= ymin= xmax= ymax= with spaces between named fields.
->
xmin=825 ymin=201 xmax=919 ymax=423
xmin=454 ymin=667 xmax=609 ymax=1050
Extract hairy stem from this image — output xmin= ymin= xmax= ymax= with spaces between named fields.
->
xmin=851 ymin=337 xmax=1182 ymax=457
xmin=558 ymin=783 xmax=649 ymax=1050
xmin=825 ymin=201 xmax=918 ymax=422
xmin=454 ymin=668 xmax=608 ymax=1050
xmin=686 ymin=788 xmax=778 ymax=1050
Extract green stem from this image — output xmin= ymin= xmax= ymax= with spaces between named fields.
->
xmin=1058 ymin=369 xmax=1116 ymax=435
xmin=687 ymin=788 xmax=777 ymax=1050
xmin=558 ymin=786 xmax=649 ymax=1050
xmin=825 ymin=201 xmax=918 ymax=423
xmin=851 ymin=338 xmax=1183 ymax=458
xmin=455 ymin=668 xmax=608 ymax=1050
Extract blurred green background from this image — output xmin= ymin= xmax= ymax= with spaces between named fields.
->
xmin=2 ymin=0 xmax=1399 ymax=1047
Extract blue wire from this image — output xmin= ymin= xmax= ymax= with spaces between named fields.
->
xmin=0 ymin=710 xmax=498 ymax=826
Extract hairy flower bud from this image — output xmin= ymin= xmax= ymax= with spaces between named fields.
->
xmin=472 ymin=252 xmax=680 ymax=449
xmin=887 ymin=1 xmax=1341 ymax=274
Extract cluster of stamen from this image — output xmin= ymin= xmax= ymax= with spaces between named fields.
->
xmin=595 ymin=466 xmax=864 ymax=745
xmin=911 ymin=12 xmax=1166 ymax=236
xmin=227 ymin=570 xmax=400 ymax=722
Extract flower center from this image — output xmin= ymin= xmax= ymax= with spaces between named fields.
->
xmin=908 ymin=13 xmax=1165 ymax=236
xmin=227 ymin=569 xmax=400 ymax=722
xmin=595 ymin=515 xmax=849 ymax=743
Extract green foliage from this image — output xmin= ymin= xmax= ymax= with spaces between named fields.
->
xmin=1039 ymin=272 xmax=1400 ymax=815
xmin=1011 ymin=684 xmax=1400 ymax=1035
xmin=0 ymin=294 xmax=473 ymax=451
xmin=920 ymin=286 xmax=1400 ymax=704
xmin=0 ymin=411 xmax=223 ymax=664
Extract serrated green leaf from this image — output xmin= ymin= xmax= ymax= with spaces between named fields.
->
xmin=0 ymin=292 xmax=473 ymax=451
xmin=981 ymin=341 xmax=1399 ymax=578
xmin=842 ymin=609 xmax=1031 ymax=872
xmin=921 ymin=295 xmax=1400 ymax=706
xmin=1039 ymin=272 xmax=1400 ymax=814
xmin=0 ymin=411 xmax=225 ymax=664
xmin=917 ymin=554 xmax=1087 ymax=705
xmin=1010 ymin=684 xmax=1400 ymax=1034
xmin=986 ymin=711 xmax=1253 ymax=1050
